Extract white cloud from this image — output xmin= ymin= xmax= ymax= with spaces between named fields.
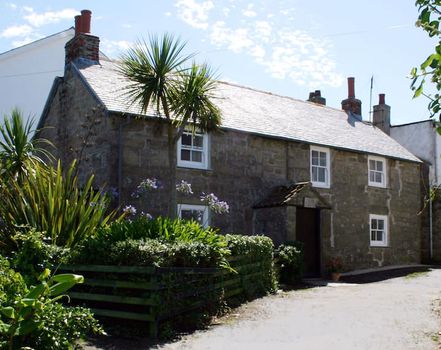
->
xmin=175 ymin=0 xmax=214 ymax=30
xmin=165 ymin=11 xmax=172 ymax=17
xmin=210 ymin=22 xmax=254 ymax=53
xmin=6 ymin=3 xmax=17 ymax=10
xmin=173 ymin=0 xmax=343 ymax=88
xmin=23 ymin=7 xmax=78 ymax=27
xmin=243 ymin=9 xmax=256 ymax=17
xmin=0 ymin=24 xmax=33 ymax=38
xmin=101 ymin=39 xmax=133 ymax=58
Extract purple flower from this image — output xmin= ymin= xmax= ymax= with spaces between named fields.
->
xmin=108 ymin=187 xmax=119 ymax=199
xmin=200 ymin=193 xmax=229 ymax=214
xmin=132 ymin=178 xmax=160 ymax=198
xmin=176 ymin=180 xmax=193 ymax=195
xmin=122 ymin=205 xmax=137 ymax=216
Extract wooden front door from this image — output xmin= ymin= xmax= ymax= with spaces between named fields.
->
xmin=296 ymin=207 xmax=320 ymax=277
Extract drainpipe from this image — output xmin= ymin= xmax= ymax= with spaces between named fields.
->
xmin=430 ymin=193 xmax=433 ymax=260
xmin=118 ymin=116 xmax=131 ymax=208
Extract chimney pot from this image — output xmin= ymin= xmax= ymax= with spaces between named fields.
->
xmin=348 ymin=77 xmax=355 ymax=98
xmin=74 ymin=15 xmax=82 ymax=36
xmin=307 ymin=90 xmax=326 ymax=105
xmin=379 ymin=93 xmax=385 ymax=105
xmin=81 ymin=9 xmax=92 ymax=33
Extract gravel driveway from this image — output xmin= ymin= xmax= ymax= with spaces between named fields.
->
xmin=157 ymin=268 xmax=441 ymax=350
xmin=83 ymin=267 xmax=441 ymax=350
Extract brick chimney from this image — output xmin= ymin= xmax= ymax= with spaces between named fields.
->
xmin=65 ymin=10 xmax=99 ymax=65
xmin=307 ymin=90 xmax=326 ymax=105
xmin=341 ymin=77 xmax=362 ymax=116
xmin=373 ymin=93 xmax=391 ymax=135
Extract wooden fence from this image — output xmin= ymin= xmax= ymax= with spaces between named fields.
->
xmin=61 ymin=255 xmax=265 ymax=338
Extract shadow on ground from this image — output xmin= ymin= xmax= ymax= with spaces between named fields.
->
xmin=341 ymin=265 xmax=438 ymax=284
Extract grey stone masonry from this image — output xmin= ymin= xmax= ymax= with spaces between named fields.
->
xmin=38 ymin=63 xmax=423 ymax=274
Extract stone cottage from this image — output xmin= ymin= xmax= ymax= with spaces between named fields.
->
xmin=38 ymin=11 xmax=423 ymax=276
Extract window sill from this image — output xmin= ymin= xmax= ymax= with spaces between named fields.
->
xmin=177 ymin=165 xmax=212 ymax=171
xmin=370 ymin=244 xmax=389 ymax=248
xmin=368 ymin=183 xmax=387 ymax=189
xmin=311 ymin=182 xmax=330 ymax=189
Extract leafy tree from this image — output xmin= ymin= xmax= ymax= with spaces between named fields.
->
xmin=411 ymin=0 xmax=441 ymax=126
xmin=119 ymin=34 xmax=222 ymax=217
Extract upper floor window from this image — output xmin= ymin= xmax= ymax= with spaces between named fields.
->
xmin=310 ymin=146 xmax=330 ymax=188
xmin=368 ymin=155 xmax=386 ymax=188
xmin=177 ymin=131 xmax=209 ymax=169
xmin=178 ymin=204 xmax=209 ymax=228
xmin=369 ymin=214 xmax=388 ymax=247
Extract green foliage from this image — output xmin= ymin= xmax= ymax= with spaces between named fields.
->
xmin=0 ymin=160 xmax=119 ymax=251
xmin=0 ymin=266 xmax=102 ymax=349
xmin=274 ymin=242 xmax=304 ymax=285
xmin=30 ymin=303 xmax=102 ymax=350
xmin=411 ymin=1 xmax=441 ymax=120
xmin=0 ymin=108 xmax=52 ymax=182
xmin=0 ymin=257 xmax=27 ymax=308
xmin=226 ymin=234 xmax=277 ymax=295
xmin=71 ymin=217 xmax=229 ymax=268
xmin=11 ymin=231 xmax=69 ymax=285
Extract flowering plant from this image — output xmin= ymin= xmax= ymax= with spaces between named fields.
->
xmin=200 ymin=193 xmax=229 ymax=214
xmin=326 ymin=257 xmax=343 ymax=273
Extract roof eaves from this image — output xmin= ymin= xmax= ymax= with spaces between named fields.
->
xmin=218 ymin=125 xmax=422 ymax=163
xmin=36 ymin=76 xmax=63 ymax=135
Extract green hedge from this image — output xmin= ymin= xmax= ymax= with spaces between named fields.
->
xmin=70 ymin=217 xmax=229 ymax=268
xmin=274 ymin=242 xmax=304 ymax=285
xmin=226 ymin=234 xmax=277 ymax=296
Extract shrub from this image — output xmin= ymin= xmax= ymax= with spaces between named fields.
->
xmin=274 ymin=242 xmax=304 ymax=285
xmin=0 ymin=266 xmax=103 ymax=349
xmin=10 ymin=231 xmax=69 ymax=285
xmin=0 ymin=257 xmax=27 ymax=307
xmin=225 ymin=234 xmax=277 ymax=296
xmin=71 ymin=217 xmax=230 ymax=268
xmin=0 ymin=160 xmax=119 ymax=251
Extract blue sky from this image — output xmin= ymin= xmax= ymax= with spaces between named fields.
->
xmin=0 ymin=0 xmax=437 ymax=124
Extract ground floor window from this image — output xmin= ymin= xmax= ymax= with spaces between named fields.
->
xmin=369 ymin=214 xmax=388 ymax=247
xmin=178 ymin=204 xmax=209 ymax=227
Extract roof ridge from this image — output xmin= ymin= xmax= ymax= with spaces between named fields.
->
xmin=0 ymin=27 xmax=74 ymax=59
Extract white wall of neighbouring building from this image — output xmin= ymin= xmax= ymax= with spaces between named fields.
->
xmin=0 ymin=28 xmax=74 ymax=127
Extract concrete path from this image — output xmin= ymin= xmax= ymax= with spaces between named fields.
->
xmin=157 ymin=268 xmax=441 ymax=350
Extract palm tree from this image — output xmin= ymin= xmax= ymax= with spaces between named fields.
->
xmin=119 ymin=34 xmax=222 ymax=217
xmin=0 ymin=108 xmax=52 ymax=181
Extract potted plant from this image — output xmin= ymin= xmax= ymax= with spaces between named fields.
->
xmin=326 ymin=257 xmax=343 ymax=282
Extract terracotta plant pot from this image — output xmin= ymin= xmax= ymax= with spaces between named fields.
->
xmin=331 ymin=272 xmax=341 ymax=282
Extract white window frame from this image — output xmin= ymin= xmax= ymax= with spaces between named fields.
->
xmin=369 ymin=214 xmax=388 ymax=247
xmin=368 ymin=155 xmax=387 ymax=188
xmin=178 ymin=204 xmax=209 ymax=228
xmin=177 ymin=131 xmax=209 ymax=170
xmin=310 ymin=146 xmax=331 ymax=189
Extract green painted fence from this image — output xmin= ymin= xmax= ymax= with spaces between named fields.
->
xmin=60 ymin=255 xmax=265 ymax=338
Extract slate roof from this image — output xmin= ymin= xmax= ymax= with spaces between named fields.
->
xmin=74 ymin=59 xmax=421 ymax=163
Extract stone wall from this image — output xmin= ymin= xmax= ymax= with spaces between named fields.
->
xmin=40 ymin=65 xmax=423 ymax=273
